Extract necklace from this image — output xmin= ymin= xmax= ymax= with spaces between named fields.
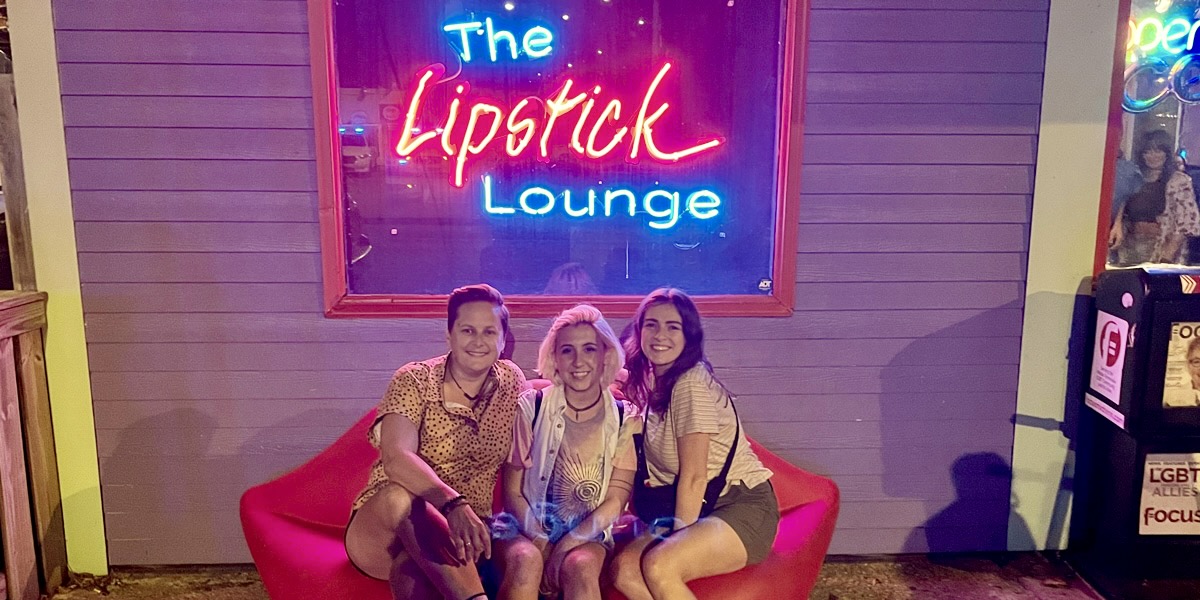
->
xmin=565 ymin=390 xmax=604 ymax=419
xmin=447 ymin=360 xmax=484 ymax=402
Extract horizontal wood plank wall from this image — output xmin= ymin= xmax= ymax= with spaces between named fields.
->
xmin=54 ymin=0 xmax=1047 ymax=561
xmin=798 ymin=0 xmax=1046 ymax=553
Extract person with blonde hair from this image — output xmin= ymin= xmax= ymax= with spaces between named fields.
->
xmin=496 ymin=304 xmax=640 ymax=600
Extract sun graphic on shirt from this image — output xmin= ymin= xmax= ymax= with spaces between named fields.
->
xmin=550 ymin=452 xmax=604 ymax=524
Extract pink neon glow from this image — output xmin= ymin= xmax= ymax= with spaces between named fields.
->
xmin=394 ymin=67 xmax=440 ymax=156
xmin=454 ymin=104 xmax=504 ymax=187
xmin=642 ymin=102 xmax=720 ymax=160
xmin=505 ymin=98 xmax=537 ymax=156
xmin=540 ymin=80 xmax=588 ymax=159
xmin=630 ymin=63 xmax=722 ymax=161
xmin=441 ymin=84 xmax=468 ymax=155
xmin=394 ymin=61 xmax=723 ymax=187
xmin=586 ymin=99 xmax=628 ymax=159
xmin=569 ymin=86 xmax=602 ymax=155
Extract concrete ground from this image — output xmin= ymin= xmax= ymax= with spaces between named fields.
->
xmin=810 ymin=554 xmax=1101 ymax=600
xmin=49 ymin=553 xmax=1117 ymax=600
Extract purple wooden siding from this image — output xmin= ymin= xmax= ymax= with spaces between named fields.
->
xmin=53 ymin=0 xmax=1047 ymax=563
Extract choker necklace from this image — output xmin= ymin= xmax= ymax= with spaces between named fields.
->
xmin=447 ymin=360 xmax=484 ymax=402
xmin=566 ymin=390 xmax=604 ymax=419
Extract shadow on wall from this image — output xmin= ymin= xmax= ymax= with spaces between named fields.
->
xmin=99 ymin=406 xmax=370 ymax=564
xmin=99 ymin=407 xmax=227 ymax=564
xmin=876 ymin=300 xmax=1036 ymax=553
xmin=881 ymin=288 xmax=1094 ymax=555
xmin=902 ymin=452 xmax=1035 ymax=553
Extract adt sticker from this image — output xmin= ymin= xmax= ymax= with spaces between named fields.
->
xmin=1090 ymin=310 xmax=1129 ymax=404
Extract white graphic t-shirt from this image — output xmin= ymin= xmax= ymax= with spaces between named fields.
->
xmin=544 ymin=408 xmax=608 ymax=540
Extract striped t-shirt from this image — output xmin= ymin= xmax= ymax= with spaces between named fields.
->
xmin=643 ymin=365 xmax=772 ymax=494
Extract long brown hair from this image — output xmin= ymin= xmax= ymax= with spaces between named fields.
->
xmin=621 ymin=288 xmax=727 ymax=413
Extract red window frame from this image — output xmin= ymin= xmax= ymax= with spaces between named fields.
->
xmin=307 ymin=0 xmax=809 ymax=317
xmin=1093 ymin=0 xmax=1150 ymax=276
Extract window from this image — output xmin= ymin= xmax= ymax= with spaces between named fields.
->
xmin=1106 ymin=0 xmax=1200 ymax=270
xmin=312 ymin=0 xmax=803 ymax=316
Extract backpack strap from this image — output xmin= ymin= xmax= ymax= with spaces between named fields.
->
xmin=715 ymin=400 xmax=740 ymax=484
xmin=530 ymin=389 xmax=544 ymax=429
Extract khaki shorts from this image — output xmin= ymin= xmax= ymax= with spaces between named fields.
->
xmin=709 ymin=480 xmax=780 ymax=565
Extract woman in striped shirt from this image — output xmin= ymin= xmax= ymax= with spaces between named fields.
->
xmin=609 ymin=288 xmax=779 ymax=600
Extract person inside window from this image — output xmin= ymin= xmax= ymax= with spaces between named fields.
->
xmin=610 ymin=288 xmax=780 ymax=600
xmin=1109 ymin=129 xmax=1200 ymax=265
xmin=1108 ymin=126 xmax=1144 ymax=265
xmin=344 ymin=284 xmax=529 ymax=600
xmin=497 ymin=304 xmax=639 ymax=600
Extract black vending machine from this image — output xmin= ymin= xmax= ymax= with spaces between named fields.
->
xmin=1070 ymin=268 xmax=1200 ymax=596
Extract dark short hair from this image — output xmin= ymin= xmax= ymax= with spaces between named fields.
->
xmin=447 ymin=284 xmax=509 ymax=335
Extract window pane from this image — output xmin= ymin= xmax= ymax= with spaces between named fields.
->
xmin=1112 ymin=0 xmax=1200 ymax=268
xmin=331 ymin=0 xmax=789 ymax=296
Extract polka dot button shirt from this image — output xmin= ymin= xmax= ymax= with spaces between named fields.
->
xmin=353 ymin=354 xmax=527 ymax=516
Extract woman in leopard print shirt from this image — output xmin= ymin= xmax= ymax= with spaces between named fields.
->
xmin=345 ymin=284 xmax=529 ymax=600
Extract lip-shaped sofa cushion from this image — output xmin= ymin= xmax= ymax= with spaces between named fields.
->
xmin=241 ymin=385 xmax=839 ymax=599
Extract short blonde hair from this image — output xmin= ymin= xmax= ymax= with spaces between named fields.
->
xmin=537 ymin=304 xmax=624 ymax=389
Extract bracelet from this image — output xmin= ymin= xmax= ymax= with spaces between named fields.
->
xmin=440 ymin=494 xmax=469 ymax=516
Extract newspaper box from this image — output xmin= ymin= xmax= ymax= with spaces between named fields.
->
xmin=1069 ymin=268 xmax=1200 ymax=593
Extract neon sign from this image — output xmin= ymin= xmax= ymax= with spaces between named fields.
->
xmin=387 ymin=15 xmax=727 ymax=229
xmin=325 ymin=0 xmax=796 ymax=305
xmin=442 ymin=17 xmax=554 ymax=62
xmin=480 ymin=175 xmax=721 ymax=230
xmin=1128 ymin=16 xmax=1200 ymax=55
xmin=396 ymin=62 xmax=724 ymax=188
xmin=1124 ymin=14 xmax=1200 ymax=112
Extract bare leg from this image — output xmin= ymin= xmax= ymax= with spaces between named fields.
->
xmin=493 ymin=536 xmax=543 ymax=600
xmin=641 ymin=517 xmax=748 ymax=600
xmin=560 ymin=543 xmax=606 ymax=600
xmin=390 ymin=551 xmax=440 ymax=599
xmin=608 ymin=531 xmax=655 ymax=600
xmin=345 ymin=484 xmax=416 ymax=580
xmin=397 ymin=497 xmax=488 ymax=599
xmin=345 ymin=484 xmax=488 ymax=599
